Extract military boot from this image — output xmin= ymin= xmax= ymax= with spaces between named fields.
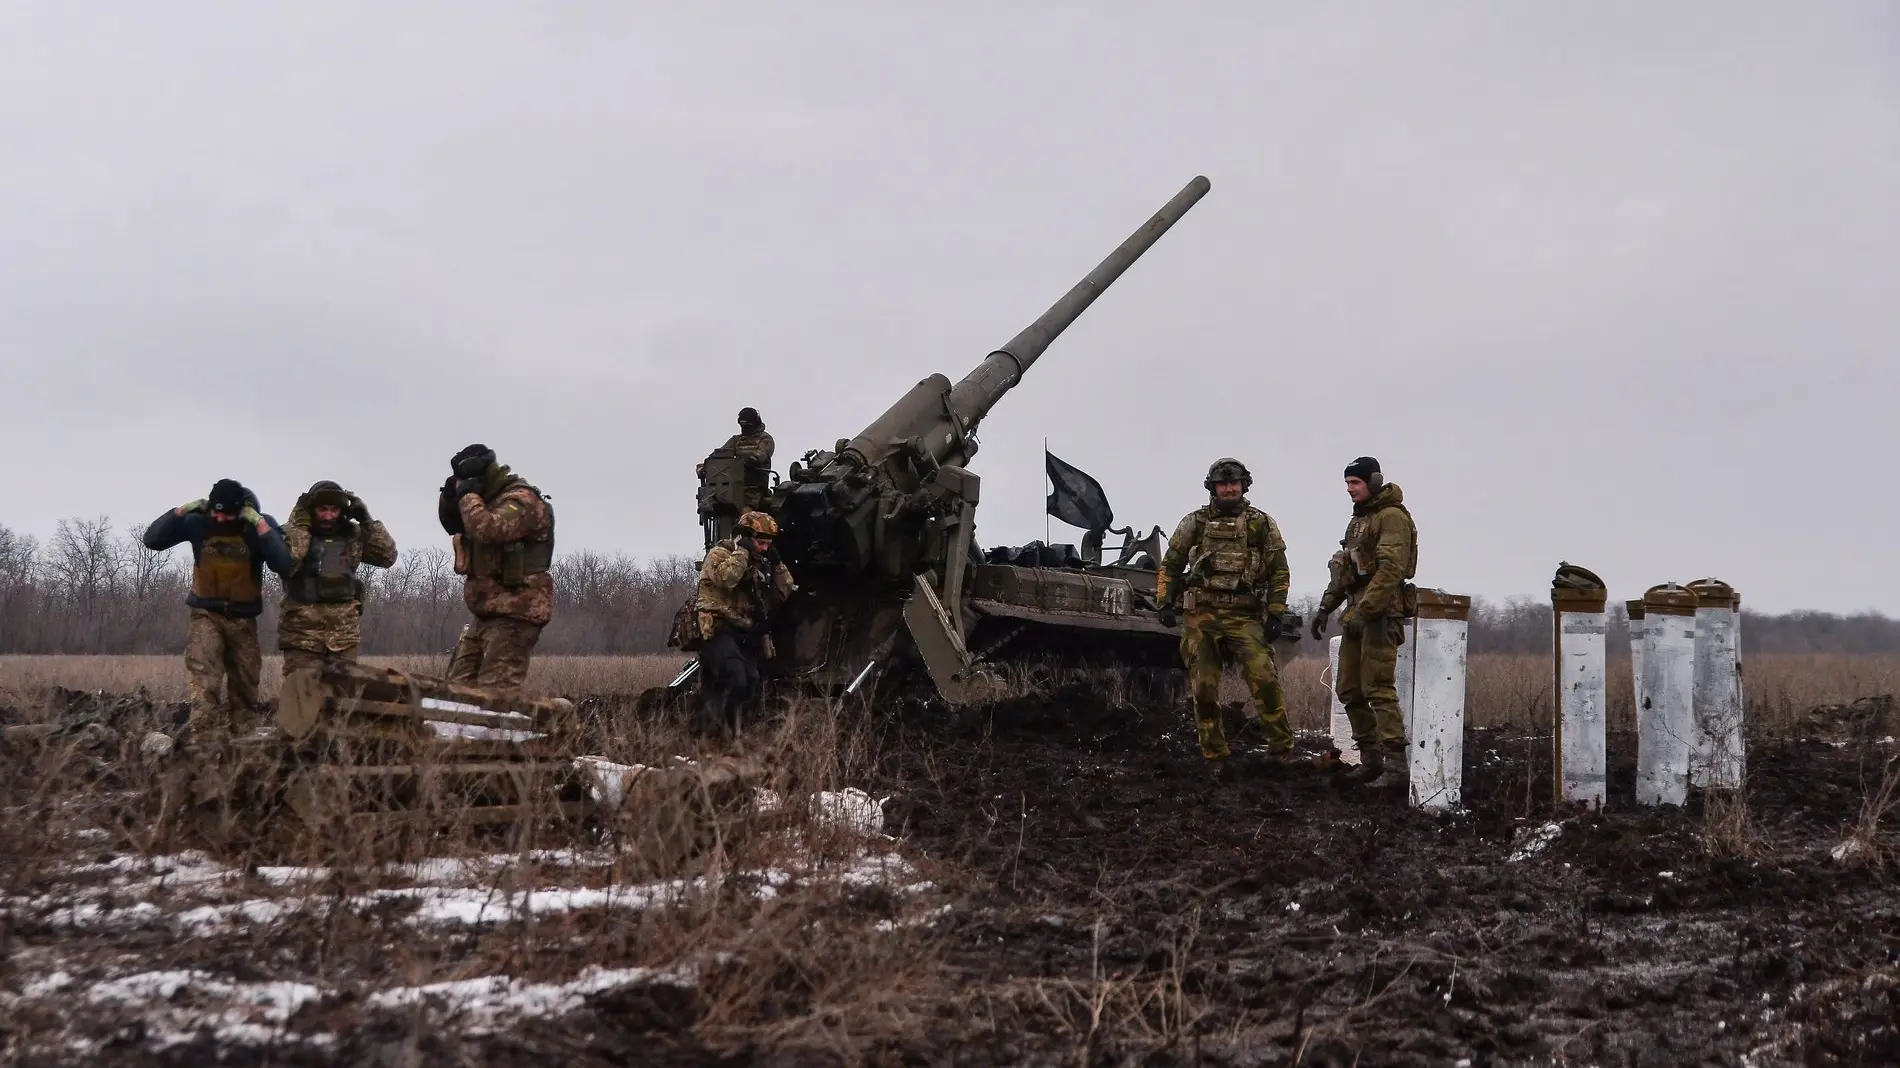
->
xmin=1337 ymin=744 xmax=1383 ymax=787
xmin=1365 ymin=746 xmax=1410 ymax=792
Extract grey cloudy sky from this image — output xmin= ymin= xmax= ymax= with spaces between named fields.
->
xmin=2 ymin=3 xmax=1894 ymax=612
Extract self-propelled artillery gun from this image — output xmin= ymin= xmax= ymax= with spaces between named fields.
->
xmin=691 ymin=176 xmax=1226 ymax=706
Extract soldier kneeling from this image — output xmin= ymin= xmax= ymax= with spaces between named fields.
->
xmin=693 ymin=511 xmax=794 ymax=733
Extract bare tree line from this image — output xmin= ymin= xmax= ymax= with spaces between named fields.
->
xmin=0 ymin=518 xmax=697 ymax=657
xmin=3 ymin=517 xmax=1896 ymax=657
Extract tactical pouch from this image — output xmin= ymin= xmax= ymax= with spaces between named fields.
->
xmin=500 ymin=543 xmax=526 ymax=588
xmin=667 ymin=594 xmax=704 ymax=651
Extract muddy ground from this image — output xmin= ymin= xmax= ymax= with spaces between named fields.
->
xmin=5 ymin=685 xmax=1900 ymax=1066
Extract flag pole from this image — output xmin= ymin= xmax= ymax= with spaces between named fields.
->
xmin=1043 ymin=437 xmax=1051 ymax=548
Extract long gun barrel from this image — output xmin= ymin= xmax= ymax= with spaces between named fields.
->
xmin=948 ymin=174 xmax=1211 ymax=430
xmin=836 ymin=175 xmax=1211 ymax=472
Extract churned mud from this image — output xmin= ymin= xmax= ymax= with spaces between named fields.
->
xmin=4 ymin=685 xmax=1898 ymax=1066
xmin=879 ymin=686 xmax=1900 ymax=1066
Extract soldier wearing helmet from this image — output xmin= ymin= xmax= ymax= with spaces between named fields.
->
xmin=693 ymin=510 xmax=796 ymax=732
xmin=279 ymin=480 xmax=399 ymax=674
xmin=1156 ymin=459 xmax=1297 ymax=765
xmin=438 ymin=444 xmax=557 ymax=691
xmin=1311 ymin=456 xmax=1418 ymax=790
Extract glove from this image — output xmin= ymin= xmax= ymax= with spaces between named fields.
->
xmin=763 ymin=544 xmax=783 ymax=569
xmin=1263 ymin=614 xmax=1284 ymax=642
xmin=454 ymin=476 xmax=485 ymax=500
xmin=347 ymin=496 xmax=372 ymax=524
xmin=178 ymin=498 xmax=207 ymax=516
xmin=1158 ymin=605 xmax=1179 ymax=628
xmin=438 ymin=477 xmax=465 ymax=535
xmin=1309 ymin=612 xmax=1328 ymax=642
xmin=239 ymin=505 xmax=264 ymax=527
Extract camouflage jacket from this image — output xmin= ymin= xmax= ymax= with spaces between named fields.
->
xmin=278 ymin=512 xmax=399 ymax=653
xmin=459 ymin=474 xmax=555 ymax=626
xmin=1157 ymin=499 xmax=1290 ymax=614
xmin=695 ymin=538 xmax=794 ymax=635
xmin=1319 ymin=483 xmax=1417 ymax=621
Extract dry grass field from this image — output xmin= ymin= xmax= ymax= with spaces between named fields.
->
xmin=5 ymin=647 xmax=1899 ymax=1063
xmin=7 ymin=651 xmax=1894 ymax=735
xmin=0 ymin=654 xmax=684 ymax=708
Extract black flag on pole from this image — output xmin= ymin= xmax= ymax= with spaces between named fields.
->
xmin=1046 ymin=450 xmax=1115 ymax=533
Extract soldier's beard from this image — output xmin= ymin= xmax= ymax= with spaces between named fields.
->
xmin=1211 ymin=495 xmax=1247 ymax=515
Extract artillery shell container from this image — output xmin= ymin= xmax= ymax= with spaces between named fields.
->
xmin=164 ymin=662 xmax=591 ymax=859
xmin=690 ymin=176 xmax=1214 ymax=707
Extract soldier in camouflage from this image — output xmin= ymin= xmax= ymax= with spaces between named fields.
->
xmin=278 ymin=481 xmax=399 ymax=674
xmin=1311 ymin=456 xmax=1419 ymax=790
xmin=142 ymin=479 xmax=295 ymax=736
xmin=1156 ymin=459 xmax=1297 ymax=765
xmin=694 ymin=510 xmax=795 ymax=732
xmin=696 ymin=407 xmax=776 ymax=512
xmin=437 ymin=444 xmax=556 ymax=691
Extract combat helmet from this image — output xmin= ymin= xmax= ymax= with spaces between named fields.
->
xmin=736 ymin=510 xmax=780 ymax=538
xmin=1203 ymin=457 xmax=1252 ymax=493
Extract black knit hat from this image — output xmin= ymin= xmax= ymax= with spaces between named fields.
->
xmin=1343 ymin=456 xmax=1381 ymax=482
xmin=207 ymin=479 xmax=247 ymax=514
xmin=737 ymin=407 xmax=762 ymax=427
xmin=451 ymin=444 xmax=496 ymax=478
xmin=305 ymin=480 xmax=349 ymax=509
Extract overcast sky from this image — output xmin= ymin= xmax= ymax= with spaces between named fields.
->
xmin=1 ymin=3 xmax=1894 ymax=612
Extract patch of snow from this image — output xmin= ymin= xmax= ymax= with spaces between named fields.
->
xmin=84 ymin=969 xmax=325 ymax=1050
xmin=380 ymin=881 xmax=686 ymax=926
xmin=26 ymin=900 xmax=166 ymax=930
xmin=427 ymin=721 xmax=544 ymax=743
xmin=813 ymin=788 xmax=888 ymax=835
xmin=69 ymin=850 xmax=233 ymax=888
xmin=365 ymin=964 xmax=682 ymax=1033
xmin=22 ymin=971 xmax=75 ymax=997
xmin=1507 ymin=822 xmax=1563 ymax=863
xmin=420 ymin=698 xmax=506 ymax=716
xmin=1830 ymin=838 xmax=1871 ymax=864
xmin=175 ymin=898 xmax=299 ymax=932
xmin=573 ymin=755 xmax=646 ymax=809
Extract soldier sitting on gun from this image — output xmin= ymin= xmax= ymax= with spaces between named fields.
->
xmin=693 ymin=510 xmax=794 ymax=733
xmin=697 ymin=408 xmax=775 ymax=509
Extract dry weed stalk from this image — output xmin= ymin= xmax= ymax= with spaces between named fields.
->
xmin=1027 ymin=910 xmax=1213 ymax=1063
xmin=2 ymin=685 xmax=946 ymax=1054
xmin=1834 ymin=753 xmax=1900 ymax=869
xmin=1698 ymin=784 xmax=1764 ymax=860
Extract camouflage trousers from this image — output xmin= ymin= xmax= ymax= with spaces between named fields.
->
xmin=281 ymin=646 xmax=359 ymax=675
xmin=185 ymin=608 xmax=262 ymax=734
xmin=1338 ymin=616 xmax=1407 ymax=752
xmin=1180 ymin=610 xmax=1291 ymax=760
xmin=446 ymin=616 xmax=543 ymax=692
